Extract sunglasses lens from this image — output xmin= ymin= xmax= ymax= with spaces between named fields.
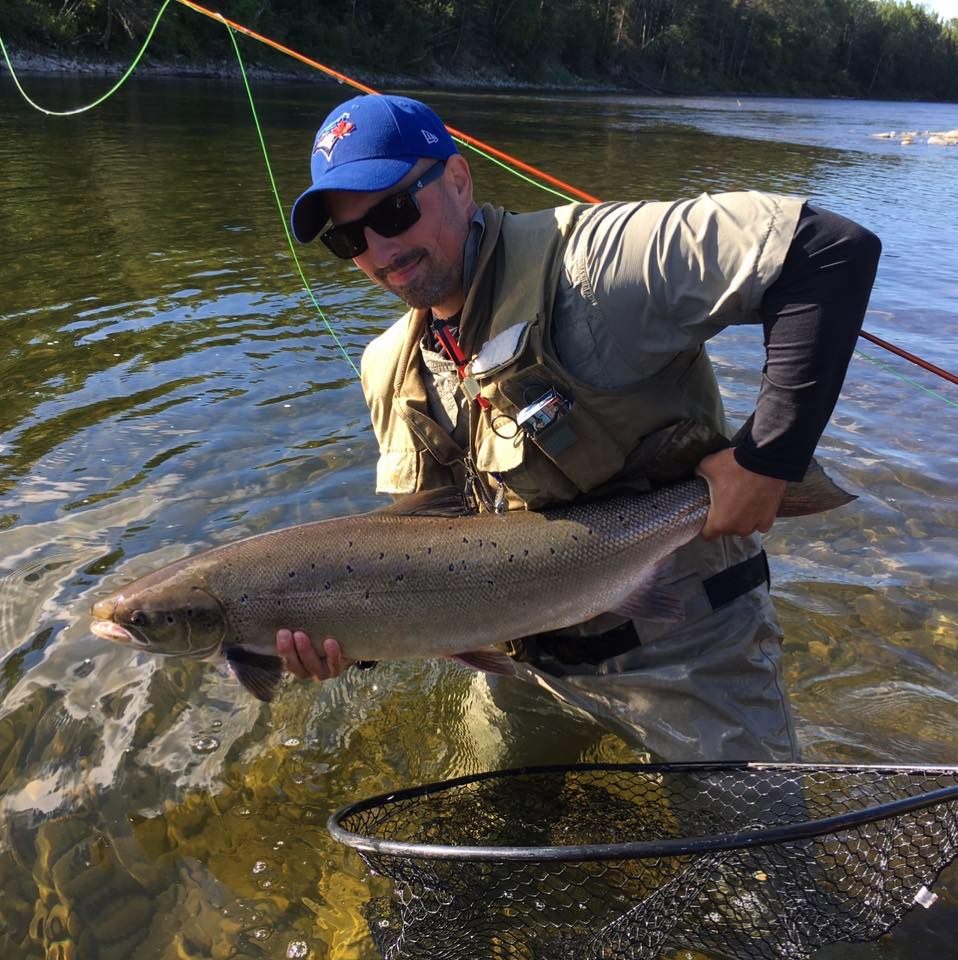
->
xmin=321 ymin=224 xmax=366 ymax=260
xmin=367 ymin=192 xmax=421 ymax=239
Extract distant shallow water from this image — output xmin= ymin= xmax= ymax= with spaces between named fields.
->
xmin=1 ymin=77 xmax=956 ymax=958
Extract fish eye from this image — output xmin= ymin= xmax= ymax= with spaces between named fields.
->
xmin=131 ymin=611 xmax=148 ymax=627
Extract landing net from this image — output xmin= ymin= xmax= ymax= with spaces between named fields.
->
xmin=329 ymin=762 xmax=958 ymax=960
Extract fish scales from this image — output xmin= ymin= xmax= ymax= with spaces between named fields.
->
xmin=180 ymin=479 xmax=710 ymax=661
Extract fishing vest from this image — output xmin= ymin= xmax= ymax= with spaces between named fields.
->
xmin=361 ymin=202 xmax=730 ymax=510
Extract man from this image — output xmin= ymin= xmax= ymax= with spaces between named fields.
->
xmin=276 ymin=93 xmax=880 ymax=762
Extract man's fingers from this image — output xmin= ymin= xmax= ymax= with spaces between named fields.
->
xmin=294 ymin=630 xmax=331 ymax=680
xmin=277 ymin=630 xmax=354 ymax=681
xmin=277 ymin=628 xmax=309 ymax=679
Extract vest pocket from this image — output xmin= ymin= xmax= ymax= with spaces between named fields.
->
xmin=529 ymin=400 xmax=626 ymax=492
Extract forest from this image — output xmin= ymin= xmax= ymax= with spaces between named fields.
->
xmin=4 ymin=0 xmax=958 ymax=99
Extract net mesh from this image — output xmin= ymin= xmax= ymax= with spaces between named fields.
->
xmin=329 ymin=763 xmax=958 ymax=960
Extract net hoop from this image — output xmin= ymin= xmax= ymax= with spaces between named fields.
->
xmin=328 ymin=761 xmax=958 ymax=862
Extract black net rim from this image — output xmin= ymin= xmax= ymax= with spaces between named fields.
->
xmin=328 ymin=761 xmax=958 ymax=863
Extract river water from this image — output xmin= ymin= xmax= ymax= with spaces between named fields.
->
xmin=1 ymin=74 xmax=957 ymax=960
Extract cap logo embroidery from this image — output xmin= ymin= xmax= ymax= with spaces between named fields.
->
xmin=421 ymin=129 xmax=439 ymax=144
xmin=314 ymin=113 xmax=356 ymax=161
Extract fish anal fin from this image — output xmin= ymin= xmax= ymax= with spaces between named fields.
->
xmin=612 ymin=560 xmax=684 ymax=622
xmin=226 ymin=647 xmax=285 ymax=702
xmin=448 ymin=649 xmax=517 ymax=676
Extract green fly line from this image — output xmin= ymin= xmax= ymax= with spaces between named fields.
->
xmin=224 ymin=23 xmax=359 ymax=376
xmin=854 ymin=347 xmax=958 ymax=410
xmin=1 ymin=5 xmax=955 ymax=408
xmin=0 ymin=0 xmax=172 ymax=116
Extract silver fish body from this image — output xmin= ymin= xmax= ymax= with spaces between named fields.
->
xmin=91 ymin=468 xmax=853 ymax=700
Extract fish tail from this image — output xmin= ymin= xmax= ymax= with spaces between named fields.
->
xmin=777 ymin=458 xmax=857 ymax=518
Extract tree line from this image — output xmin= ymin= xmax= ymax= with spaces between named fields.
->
xmin=5 ymin=0 xmax=958 ymax=99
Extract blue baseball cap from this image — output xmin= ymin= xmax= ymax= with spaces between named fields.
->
xmin=290 ymin=94 xmax=459 ymax=244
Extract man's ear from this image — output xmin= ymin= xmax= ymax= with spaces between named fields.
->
xmin=445 ymin=154 xmax=474 ymax=208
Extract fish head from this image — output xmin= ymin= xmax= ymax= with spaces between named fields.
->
xmin=91 ymin=580 xmax=227 ymax=659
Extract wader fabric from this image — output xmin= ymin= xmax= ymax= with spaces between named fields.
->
xmin=361 ymin=192 xmax=805 ymax=762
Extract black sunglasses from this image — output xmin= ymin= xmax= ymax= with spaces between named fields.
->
xmin=320 ymin=161 xmax=446 ymax=260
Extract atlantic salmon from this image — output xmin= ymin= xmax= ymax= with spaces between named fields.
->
xmin=90 ymin=467 xmax=853 ymax=701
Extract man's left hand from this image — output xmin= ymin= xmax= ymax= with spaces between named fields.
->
xmin=696 ymin=448 xmax=786 ymax=541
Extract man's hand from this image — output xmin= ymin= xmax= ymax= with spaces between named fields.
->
xmin=276 ymin=630 xmax=354 ymax=681
xmin=696 ymin=448 xmax=787 ymax=541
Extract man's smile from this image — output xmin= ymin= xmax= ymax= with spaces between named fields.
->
xmin=378 ymin=251 xmax=426 ymax=287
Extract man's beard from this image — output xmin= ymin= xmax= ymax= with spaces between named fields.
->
xmin=375 ymin=248 xmax=463 ymax=310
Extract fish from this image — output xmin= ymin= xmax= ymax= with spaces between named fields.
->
xmin=90 ymin=464 xmax=854 ymax=702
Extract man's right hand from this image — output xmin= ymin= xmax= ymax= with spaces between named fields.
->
xmin=276 ymin=630 xmax=354 ymax=681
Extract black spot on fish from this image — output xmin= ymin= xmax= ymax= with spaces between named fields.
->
xmin=478 ymin=539 xmax=483 ymax=547
xmin=588 ymin=528 xmax=594 ymax=535
xmin=490 ymin=541 xmax=497 ymax=549
xmin=572 ymin=534 xmax=579 ymax=541
xmin=550 ymin=548 xmax=556 ymax=555
xmin=523 ymin=549 xmax=529 ymax=556
xmin=241 ymin=594 xmax=249 ymax=603
xmin=508 ymin=555 xmax=514 ymax=562
xmin=487 ymin=579 xmax=494 ymax=587
xmin=288 ymin=571 xmax=296 ymax=578
xmin=310 ymin=563 xmax=316 ymax=569
xmin=379 ymin=552 xmax=384 ymax=560
xmin=166 ymin=615 xmax=175 ymax=624
xmin=462 ymin=537 xmax=468 ymax=544
xmin=346 ymin=565 xmax=354 ymax=574
xmin=324 ymin=581 xmax=331 ymax=590
xmin=448 ymin=563 xmax=454 ymax=572
xmin=396 ymin=574 xmax=404 ymax=582
xmin=365 ymin=590 xmax=369 ymax=600
xmin=348 ymin=540 xmax=353 ymax=547
xmin=427 ymin=547 xmax=432 ymax=555
xmin=405 ymin=553 xmax=410 ymax=561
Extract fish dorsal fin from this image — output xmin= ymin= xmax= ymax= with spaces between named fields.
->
xmin=226 ymin=648 xmax=285 ymax=702
xmin=374 ymin=486 xmax=477 ymax=518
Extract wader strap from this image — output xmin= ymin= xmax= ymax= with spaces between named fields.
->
xmin=703 ymin=549 xmax=770 ymax=611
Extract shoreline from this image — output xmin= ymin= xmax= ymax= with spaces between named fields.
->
xmin=0 ymin=47 xmax=630 ymax=95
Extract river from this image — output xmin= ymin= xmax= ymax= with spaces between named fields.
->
xmin=1 ymin=74 xmax=957 ymax=959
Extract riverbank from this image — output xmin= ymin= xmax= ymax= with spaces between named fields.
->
xmin=0 ymin=47 xmax=628 ymax=94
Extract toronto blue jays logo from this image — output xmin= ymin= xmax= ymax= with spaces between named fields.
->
xmin=313 ymin=113 xmax=356 ymax=161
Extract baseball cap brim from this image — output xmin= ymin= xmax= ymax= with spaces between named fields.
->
xmin=290 ymin=155 xmax=419 ymax=244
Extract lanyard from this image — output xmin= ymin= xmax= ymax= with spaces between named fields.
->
xmin=431 ymin=318 xmax=490 ymax=409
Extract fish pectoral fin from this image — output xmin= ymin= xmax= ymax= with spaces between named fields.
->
xmin=611 ymin=560 xmax=684 ymax=622
xmin=447 ymin=649 xmax=518 ymax=677
xmin=226 ymin=648 xmax=285 ymax=702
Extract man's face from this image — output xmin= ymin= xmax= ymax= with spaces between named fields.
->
xmin=324 ymin=156 xmax=475 ymax=316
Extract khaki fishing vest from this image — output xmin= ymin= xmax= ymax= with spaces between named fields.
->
xmin=361 ymin=202 xmax=730 ymax=510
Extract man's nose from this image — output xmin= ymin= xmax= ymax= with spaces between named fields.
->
xmin=362 ymin=226 xmax=402 ymax=265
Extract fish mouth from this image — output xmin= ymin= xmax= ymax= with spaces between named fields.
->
xmin=90 ymin=619 xmax=147 ymax=646
xmin=91 ymin=619 xmax=133 ymax=643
